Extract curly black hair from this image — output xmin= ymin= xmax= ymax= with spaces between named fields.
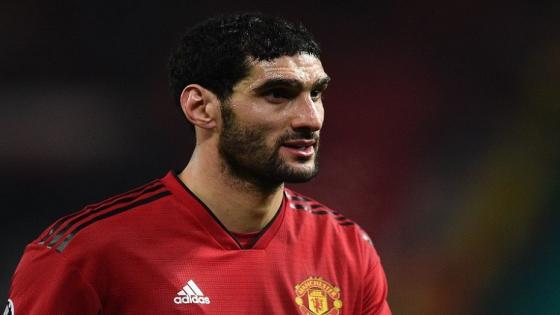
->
xmin=168 ymin=12 xmax=321 ymax=107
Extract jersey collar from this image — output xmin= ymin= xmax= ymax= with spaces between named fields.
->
xmin=161 ymin=171 xmax=286 ymax=250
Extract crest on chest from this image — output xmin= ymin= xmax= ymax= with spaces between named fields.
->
xmin=294 ymin=277 xmax=342 ymax=315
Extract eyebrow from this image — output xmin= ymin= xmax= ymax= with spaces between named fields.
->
xmin=253 ymin=76 xmax=331 ymax=93
xmin=312 ymin=77 xmax=331 ymax=90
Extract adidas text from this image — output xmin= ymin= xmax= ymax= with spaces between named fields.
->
xmin=174 ymin=295 xmax=210 ymax=304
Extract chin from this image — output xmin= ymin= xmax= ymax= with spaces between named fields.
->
xmin=286 ymin=160 xmax=315 ymax=171
xmin=272 ymin=151 xmax=319 ymax=183
xmin=283 ymin=174 xmax=317 ymax=184
xmin=280 ymin=164 xmax=318 ymax=183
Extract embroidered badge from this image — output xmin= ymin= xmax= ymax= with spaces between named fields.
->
xmin=294 ymin=276 xmax=342 ymax=315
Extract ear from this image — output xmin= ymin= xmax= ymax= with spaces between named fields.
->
xmin=179 ymin=84 xmax=219 ymax=129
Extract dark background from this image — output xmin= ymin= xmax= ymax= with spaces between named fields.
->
xmin=2 ymin=1 xmax=559 ymax=314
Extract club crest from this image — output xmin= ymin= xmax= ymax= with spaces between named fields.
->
xmin=294 ymin=277 xmax=342 ymax=315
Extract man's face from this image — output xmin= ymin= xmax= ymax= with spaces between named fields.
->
xmin=217 ymin=53 xmax=330 ymax=189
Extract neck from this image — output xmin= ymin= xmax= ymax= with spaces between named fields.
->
xmin=178 ymin=145 xmax=284 ymax=234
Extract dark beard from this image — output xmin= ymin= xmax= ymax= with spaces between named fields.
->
xmin=217 ymin=102 xmax=320 ymax=191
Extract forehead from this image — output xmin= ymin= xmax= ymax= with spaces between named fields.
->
xmin=241 ymin=53 xmax=327 ymax=90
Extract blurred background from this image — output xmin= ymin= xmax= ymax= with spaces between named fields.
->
xmin=1 ymin=1 xmax=559 ymax=314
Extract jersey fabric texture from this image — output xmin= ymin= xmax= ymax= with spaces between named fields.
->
xmin=7 ymin=171 xmax=391 ymax=314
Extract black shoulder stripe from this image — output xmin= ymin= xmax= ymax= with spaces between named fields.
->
xmin=289 ymin=195 xmax=311 ymax=202
xmin=289 ymin=202 xmax=325 ymax=211
xmin=311 ymin=210 xmax=329 ymax=215
xmin=38 ymin=212 xmax=82 ymax=245
xmin=41 ymin=183 xmax=165 ymax=247
xmin=55 ymin=190 xmax=171 ymax=252
xmin=291 ymin=204 xmax=307 ymax=210
xmin=286 ymin=190 xmax=358 ymax=227
xmin=84 ymin=179 xmax=162 ymax=210
xmin=290 ymin=202 xmax=337 ymax=215
xmin=38 ymin=180 xmax=161 ymax=244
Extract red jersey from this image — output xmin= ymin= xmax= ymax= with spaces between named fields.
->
xmin=7 ymin=171 xmax=391 ymax=314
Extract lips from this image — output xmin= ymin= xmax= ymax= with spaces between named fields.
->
xmin=281 ymin=139 xmax=316 ymax=158
xmin=282 ymin=139 xmax=316 ymax=148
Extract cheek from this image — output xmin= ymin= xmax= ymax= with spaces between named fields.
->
xmin=242 ymin=101 xmax=289 ymax=129
xmin=234 ymin=110 xmax=284 ymax=145
xmin=228 ymin=99 xmax=301 ymax=143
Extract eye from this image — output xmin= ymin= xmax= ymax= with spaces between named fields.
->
xmin=265 ymin=88 xmax=297 ymax=104
xmin=310 ymin=89 xmax=323 ymax=101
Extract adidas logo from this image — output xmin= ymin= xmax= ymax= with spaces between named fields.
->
xmin=173 ymin=280 xmax=211 ymax=305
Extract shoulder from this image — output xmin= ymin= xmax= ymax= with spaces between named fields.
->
xmin=10 ymin=177 xmax=175 ymax=308
xmin=33 ymin=177 xmax=173 ymax=256
xmin=285 ymin=188 xmax=361 ymax=228
xmin=284 ymin=188 xmax=376 ymax=253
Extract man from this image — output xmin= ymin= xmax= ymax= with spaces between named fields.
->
xmin=6 ymin=13 xmax=391 ymax=314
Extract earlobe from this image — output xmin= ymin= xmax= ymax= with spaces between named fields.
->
xmin=180 ymin=85 xmax=218 ymax=129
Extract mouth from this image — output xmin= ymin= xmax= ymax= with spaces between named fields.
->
xmin=281 ymin=139 xmax=316 ymax=158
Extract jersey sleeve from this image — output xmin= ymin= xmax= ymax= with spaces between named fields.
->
xmin=360 ymin=231 xmax=391 ymax=315
xmin=7 ymin=244 xmax=101 ymax=314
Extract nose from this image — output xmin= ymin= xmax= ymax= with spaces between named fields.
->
xmin=290 ymin=95 xmax=324 ymax=132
